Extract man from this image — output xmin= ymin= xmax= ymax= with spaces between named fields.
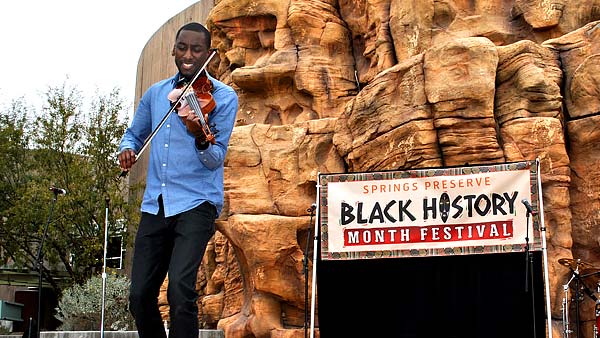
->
xmin=118 ymin=22 xmax=238 ymax=338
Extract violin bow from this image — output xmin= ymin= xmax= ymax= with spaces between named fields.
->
xmin=119 ymin=49 xmax=218 ymax=178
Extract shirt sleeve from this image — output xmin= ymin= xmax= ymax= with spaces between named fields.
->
xmin=119 ymin=89 xmax=154 ymax=153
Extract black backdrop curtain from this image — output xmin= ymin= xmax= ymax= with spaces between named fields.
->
xmin=316 ymin=251 xmax=546 ymax=338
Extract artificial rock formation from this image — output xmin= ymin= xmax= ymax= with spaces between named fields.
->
xmin=130 ymin=1 xmax=600 ymax=337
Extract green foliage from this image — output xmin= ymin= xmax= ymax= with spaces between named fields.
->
xmin=0 ymin=99 xmax=37 ymax=268
xmin=0 ymin=81 xmax=142 ymax=293
xmin=55 ymin=273 xmax=135 ymax=331
xmin=0 ymin=323 xmax=11 ymax=334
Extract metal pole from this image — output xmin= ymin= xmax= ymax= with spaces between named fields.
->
xmin=100 ymin=197 xmax=109 ymax=338
xmin=536 ymin=158 xmax=553 ymax=338
xmin=309 ymin=178 xmax=321 ymax=338
xmin=303 ymin=205 xmax=316 ymax=338
xmin=34 ymin=189 xmax=60 ymax=338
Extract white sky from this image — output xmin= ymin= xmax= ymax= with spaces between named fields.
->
xmin=0 ymin=0 xmax=200 ymax=112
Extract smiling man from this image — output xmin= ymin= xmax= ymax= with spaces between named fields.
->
xmin=118 ymin=22 xmax=238 ymax=338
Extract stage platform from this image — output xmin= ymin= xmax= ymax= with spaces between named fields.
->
xmin=0 ymin=330 xmax=224 ymax=338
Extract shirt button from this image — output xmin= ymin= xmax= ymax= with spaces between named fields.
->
xmin=162 ymin=183 xmax=166 ymax=187
xmin=165 ymin=144 xmax=169 ymax=148
xmin=162 ymin=163 xmax=166 ymax=167
xmin=166 ymin=124 xmax=170 ymax=128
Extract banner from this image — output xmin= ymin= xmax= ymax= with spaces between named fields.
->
xmin=318 ymin=161 xmax=542 ymax=260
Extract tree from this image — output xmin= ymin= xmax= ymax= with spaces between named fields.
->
xmin=0 ymin=82 xmax=141 ymax=294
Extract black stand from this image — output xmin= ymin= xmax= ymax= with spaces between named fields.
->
xmin=574 ymin=274 xmax=582 ymax=338
xmin=303 ymin=204 xmax=316 ymax=338
xmin=30 ymin=189 xmax=60 ymax=338
xmin=573 ymin=269 xmax=597 ymax=338
xmin=524 ymin=210 xmax=537 ymax=338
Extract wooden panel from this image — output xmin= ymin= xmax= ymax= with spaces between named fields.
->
xmin=128 ymin=1 xmax=215 ymax=189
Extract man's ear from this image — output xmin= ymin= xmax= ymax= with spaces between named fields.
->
xmin=171 ymin=47 xmax=176 ymax=56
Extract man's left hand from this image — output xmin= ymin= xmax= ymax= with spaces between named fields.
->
xmin=181 ymin=110 xmax=206 ymax=139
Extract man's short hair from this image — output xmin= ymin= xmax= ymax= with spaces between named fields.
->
xmin=175 ymin=22 xmax=211 ymax=46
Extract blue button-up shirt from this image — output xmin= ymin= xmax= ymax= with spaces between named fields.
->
xmin=119 ymin=73 xmax=238 ymax=217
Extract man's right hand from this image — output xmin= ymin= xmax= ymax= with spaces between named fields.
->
xmin=118 ymin=149 xmax=137 ymax=171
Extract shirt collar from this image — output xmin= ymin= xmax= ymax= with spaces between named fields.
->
xmin=172 ymin=71 xmax=213 ymax=88
xmin=173 ymin=75 xmax=188 ymax=88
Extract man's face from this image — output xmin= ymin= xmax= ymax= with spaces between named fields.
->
xmin=172 ymin=29 xmax=209 ymax=80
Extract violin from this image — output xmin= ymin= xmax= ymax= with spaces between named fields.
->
xmin=180 ymin=75 xmax=216 ymax=114
xmin=169 ymin=74 xmax=217 ymax=144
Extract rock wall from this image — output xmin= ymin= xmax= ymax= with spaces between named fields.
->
xmin=132 ymin=1 xmax=600 ymax=337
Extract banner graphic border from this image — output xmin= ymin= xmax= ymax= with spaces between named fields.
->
xmin=318 ymin=161 xmax=541 ymax=260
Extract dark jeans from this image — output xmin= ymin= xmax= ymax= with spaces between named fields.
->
xmin=129 ymin=198 xmax=216 ymax=338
